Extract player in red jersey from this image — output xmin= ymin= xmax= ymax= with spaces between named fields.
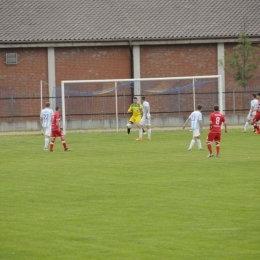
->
xmin=206 ymin=105 xmax=227 ymax=158
xmin=50 ymin=106 xmax=71 ymax=152
xmin=251 ymin=93 xmax=260 ymax=134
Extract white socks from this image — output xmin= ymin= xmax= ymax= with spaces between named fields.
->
xmin=44 ymin=137 xmax=49 ymax=149
xmin=189 ymin=140 xmax=195 ymax=150
xmin=197 ymin=139 xmax=202 ymax=149
xmin=139 ymin=129 xmax=143 ymax=138
xmin=244 ymin=122 xmax=249 ymax=132
xmin=189 ymin=139 xmax=202 ymax=150
xmin=147 ymin=129 xmax=151 ymax=138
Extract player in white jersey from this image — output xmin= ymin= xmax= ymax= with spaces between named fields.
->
xmin=242 ymin=94 xmax=258 ymax=133
xmin=183 ymin=104 xmax=203 ymax=150
xmin=136 ymin=96 xmax=151 ymax=141
xmin=40 ymin=102 xmax=54 ymax=150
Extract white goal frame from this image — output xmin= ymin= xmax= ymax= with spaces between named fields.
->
xmin=61 ymin=75 xmax=222 ymax=134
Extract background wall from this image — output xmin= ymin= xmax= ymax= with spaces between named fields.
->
xmin=0 ymin=43 xmax=259 ymax=128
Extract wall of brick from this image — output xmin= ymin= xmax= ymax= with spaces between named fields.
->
xmin=141 ymin=44 xmax=217 ymax=78
xmin=54 ymin=46 xmax=132 ymax=119
xmin=140 ymin=44 xmax=218 ymax=114
xmin=0 ymin=48 xmax=48 ymax=121
xmin=55 ymin=46 xmax=131 ymax=83
xmin=0 ymin=43 xmax=259 ymax=122
xmin=0 ymin=48 xmax=48 ymax=96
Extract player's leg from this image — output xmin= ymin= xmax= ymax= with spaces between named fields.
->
xmin=44 ymin=127 xmax=51 ymax=150
xmin=50 ymin=137 xmax=56 ymax=152
xmin=189 ymin=130 xmax=199 ymax=150
xmin=196 ymin=137 xmax=202 ymax=150
xmin=61 ymin=137 xmax=70 ymax=151
xmin=188 ymin=138 xmax=195 ymax=151
xmin=215 ymin=133 xmax=221 ymax=157
xmin=59 ymin=129 xmax=70 ymax=151
xmin=44 ymin=136 xmax=50 ymax=150
xmin=252 ymin=114 xmax=260 ymax=133
xmin=243 ymin=115 xmax=251 ymax=132
xmin=188 ymin=131 xmax=195 ymax=150
xmin=136 ymin=121 xmax=143 ymax=141
xmin=206 ymin=133 xmax=214 ymax=157
xmin=146 ymin=116 xmax=151 ymax=140
xmin=136 ymin=125 xmax=143 ymax=141
xmin=146 ymin=126 xmax=151 ymax=140
xmin=50 ymin=130 xmax=56 ymax=152
xmin=126 ymin=121 xmax=133 ymax=134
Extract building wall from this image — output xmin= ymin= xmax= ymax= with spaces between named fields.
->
xmin=0 ymin=43 xmax=259 ymax=124
xmin=55 ymin=46 xmax=131 ymax=84
xmin=0 ymin=48 xmax=48 ymax=121
xmin=0 ymin=48 xmax=48 ymax=96
xmin=140 ymin=44 xmax=217 ymax=78
xmin=140 ymin=44 xmax=218 ymax=113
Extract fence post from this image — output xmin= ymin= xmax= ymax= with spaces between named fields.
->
xmin=233 ymin=90 xmax=236 ymax=114
xmin=68 ymin=95 xmax=70 ymax=120
xmin=11 ymin=96 xmax=14 ymax=121
xmin=178 ymin=91 xmax=181 ymax=116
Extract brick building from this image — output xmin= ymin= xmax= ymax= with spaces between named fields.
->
xmin=0 ymin=0 xmax=260 ymax=129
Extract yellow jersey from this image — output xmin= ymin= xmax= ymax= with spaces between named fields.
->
xmin=127 ymin=103 xmax=142 ymax=116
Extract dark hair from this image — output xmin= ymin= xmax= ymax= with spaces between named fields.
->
xmin=141 ymin=96 xmax=146 ymax=100
xmin=133 ymin=96 xmax=137 ymax=99
xmin=197 ymin=104 xmax=202 ymax=110
xmin=214 ymin=105 xmax=219 ymax=111
xmin=45 ymin=102 xmax=50 ymax=107
xmin=257 ymin=93 xmax=260 ymax=97
xmin=55 ymin=106 xmax=59 ymax=111
xmin=252 ymin=94 xmax=257 ymax=98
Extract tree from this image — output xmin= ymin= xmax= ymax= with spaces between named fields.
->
xmin=219 ymin=33 xmax=260 ymax=88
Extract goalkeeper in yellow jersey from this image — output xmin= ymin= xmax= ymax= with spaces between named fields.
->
xmin=126 ymin=97 xmax=146 ymax=135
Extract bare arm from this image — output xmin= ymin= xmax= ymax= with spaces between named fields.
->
xmin=209 ymin=121 xmax=212 ymax=130
xmin=182 ymin=118 xmax=190 ymax=129
xmin=250 ymin=105 xmax=254 ymax=115
xmin=223 ymin=122 xmax=227 ymax=133
xmin=199 ymin=120 xmax=203 ymax=133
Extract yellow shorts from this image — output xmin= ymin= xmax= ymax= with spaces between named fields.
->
xmin=129 ymin=115 xmax=141 ymax=124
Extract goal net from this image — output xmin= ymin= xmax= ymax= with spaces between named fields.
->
xmin=59 ymin=75 xmax=222 ymax=134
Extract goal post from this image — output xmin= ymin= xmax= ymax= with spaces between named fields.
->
xmin=60 ymin=75 xmax=222 ymax=134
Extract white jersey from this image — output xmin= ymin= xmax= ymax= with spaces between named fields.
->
xmin=189 ymin=110 xmax=202 ymax=130
xmin=142 ymin=101 xmax=150 ymax=117
xmin=250 ymin=99 xmax=258 ymax=114
xmin=40 ymin=108 xmax=54 ymax=128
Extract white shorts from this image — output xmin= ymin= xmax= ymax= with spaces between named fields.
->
xmin=140 ymin=115 xmax=151 ymax=126
xmin=247 ymin=111 xmax=256 ymax=121
xmin=43 ymin=126 xmax=52 ymax=137
xmin=192 ymin=129 xmax=200 ymax=137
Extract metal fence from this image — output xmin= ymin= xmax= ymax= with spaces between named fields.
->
xmin=0 ymin=87 xmax=259 ymax=122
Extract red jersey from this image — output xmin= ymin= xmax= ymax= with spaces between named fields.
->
xmin=209 ymin=111 xmax=226 ymax=133
xmin=52 ymin=111 xmax=60 ymax=131
xmin=256 ymin=100 xmax=260 ymax=114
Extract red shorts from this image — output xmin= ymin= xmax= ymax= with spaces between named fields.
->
xmin=207 ymin=132 xmax=221 ymax=143
xmin=51 ymin=129 xmax=64 ymax=138
xmin=252 ymin=113 xmax=260 ymax=123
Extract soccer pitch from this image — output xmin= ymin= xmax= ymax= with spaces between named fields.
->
xmin=1 ymin=129 xmax=259 ymax=260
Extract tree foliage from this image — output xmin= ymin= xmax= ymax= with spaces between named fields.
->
xmin=219 ymin=33 xmax=260 ymax=88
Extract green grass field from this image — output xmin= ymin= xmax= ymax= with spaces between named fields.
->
xmin=1 ymin=129 xmax=260 ymax=260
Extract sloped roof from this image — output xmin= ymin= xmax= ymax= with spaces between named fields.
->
xmin=0 ymin=0 xmax=259 ymax=43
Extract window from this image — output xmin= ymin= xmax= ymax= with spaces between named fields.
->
xmin=6 ymin=53 xmax=18 ymax=64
